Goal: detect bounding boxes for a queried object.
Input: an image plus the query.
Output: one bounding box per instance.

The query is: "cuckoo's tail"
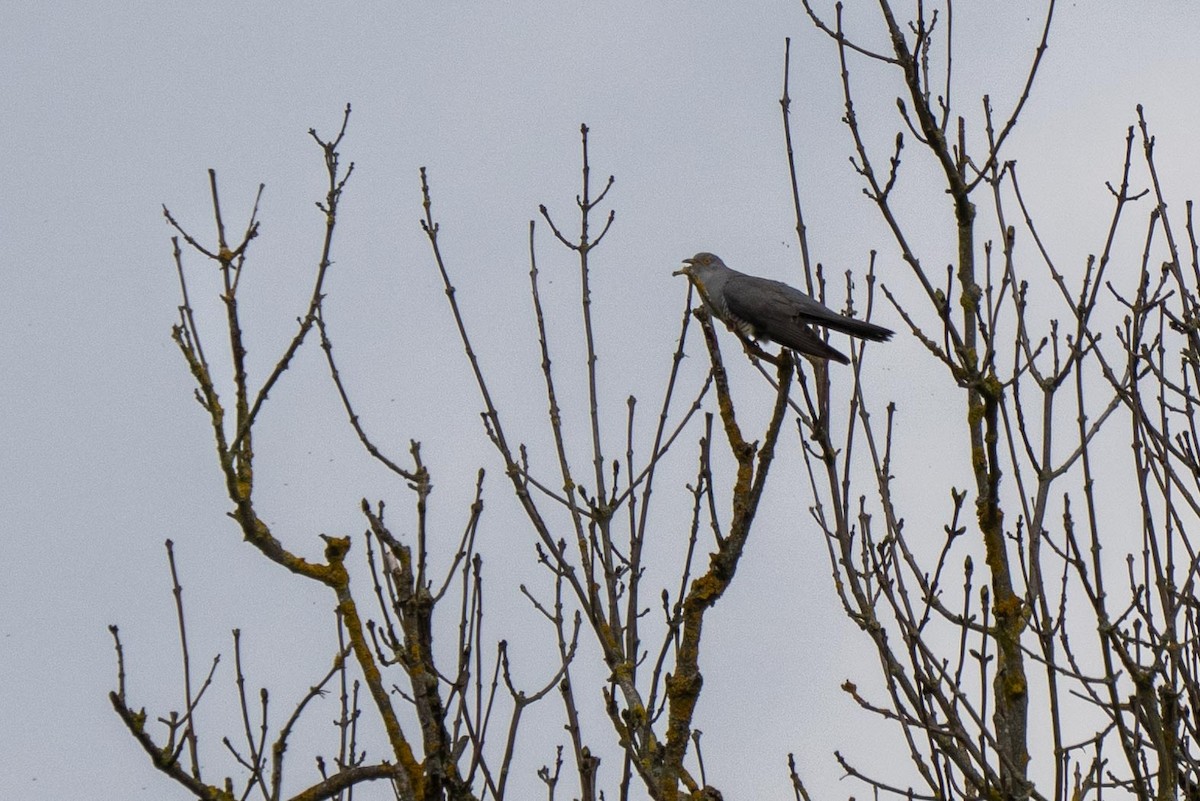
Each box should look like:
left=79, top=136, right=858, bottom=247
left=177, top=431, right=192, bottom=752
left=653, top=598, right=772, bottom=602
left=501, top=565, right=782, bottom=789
left=820, top=315, right=894, bottom=343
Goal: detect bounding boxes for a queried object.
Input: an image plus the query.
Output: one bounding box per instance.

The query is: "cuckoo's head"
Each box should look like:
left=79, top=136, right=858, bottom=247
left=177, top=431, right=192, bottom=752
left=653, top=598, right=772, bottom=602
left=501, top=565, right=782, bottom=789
left=673, top=252, right=731, bottom=314
left=673, top=252, right=729, bottom=292
left=673, top=251, right=723, bottom=278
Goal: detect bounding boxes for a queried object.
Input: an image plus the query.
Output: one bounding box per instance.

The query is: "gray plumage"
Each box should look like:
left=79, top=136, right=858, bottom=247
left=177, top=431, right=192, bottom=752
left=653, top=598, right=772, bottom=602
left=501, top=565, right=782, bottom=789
left=674, top=252, right=893, bottom=364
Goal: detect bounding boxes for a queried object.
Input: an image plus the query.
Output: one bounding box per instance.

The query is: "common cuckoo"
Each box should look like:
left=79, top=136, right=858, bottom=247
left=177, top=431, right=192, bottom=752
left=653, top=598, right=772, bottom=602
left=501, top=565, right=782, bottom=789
left=674, top=252, right=893, bottom=364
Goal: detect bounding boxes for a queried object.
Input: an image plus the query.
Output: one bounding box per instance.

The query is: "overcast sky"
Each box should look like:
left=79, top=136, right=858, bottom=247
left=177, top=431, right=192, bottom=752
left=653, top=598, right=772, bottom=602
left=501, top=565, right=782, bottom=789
left=4, top=3, right=1200, bottom=799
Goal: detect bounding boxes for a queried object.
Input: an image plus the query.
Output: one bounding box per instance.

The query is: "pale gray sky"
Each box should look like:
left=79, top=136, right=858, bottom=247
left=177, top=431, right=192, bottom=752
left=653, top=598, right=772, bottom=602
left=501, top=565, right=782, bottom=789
left=3, top=2, right=1199, bottom=799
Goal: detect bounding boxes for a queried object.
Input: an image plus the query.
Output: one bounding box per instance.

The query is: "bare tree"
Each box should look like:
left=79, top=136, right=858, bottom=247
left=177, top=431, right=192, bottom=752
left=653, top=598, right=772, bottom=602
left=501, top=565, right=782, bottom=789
left=110, top=4, right=1200, bottom=801
left=109, top=105, right=795, bottom=801
left=786, top=3, right=1200, bottom=801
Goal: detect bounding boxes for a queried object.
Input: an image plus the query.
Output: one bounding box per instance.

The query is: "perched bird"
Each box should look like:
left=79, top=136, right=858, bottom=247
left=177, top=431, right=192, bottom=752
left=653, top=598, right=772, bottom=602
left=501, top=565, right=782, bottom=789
left=674, top=252, right=893, bottom=364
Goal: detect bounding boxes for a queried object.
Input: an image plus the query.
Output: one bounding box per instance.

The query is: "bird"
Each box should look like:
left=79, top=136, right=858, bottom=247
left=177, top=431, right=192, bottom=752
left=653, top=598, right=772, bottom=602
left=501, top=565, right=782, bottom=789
left=674, top=252, right=893, bottom=364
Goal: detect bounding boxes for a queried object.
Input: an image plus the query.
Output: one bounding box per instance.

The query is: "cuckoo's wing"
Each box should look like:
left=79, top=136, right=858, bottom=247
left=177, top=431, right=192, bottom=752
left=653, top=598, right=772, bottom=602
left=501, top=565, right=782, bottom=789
left=725, top=274, right=894, bottom=343
left=718, top=276, right=844, bottom=362
left=773, top=320, right=851, bottom=363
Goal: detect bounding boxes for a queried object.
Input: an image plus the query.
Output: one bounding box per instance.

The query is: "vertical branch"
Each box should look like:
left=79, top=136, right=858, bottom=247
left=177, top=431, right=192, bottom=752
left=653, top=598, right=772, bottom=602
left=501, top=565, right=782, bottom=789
left=627, top=283, right=708, bottom=664
left=662, top=314, right=793, bottom=799
left=779, top=37, right=816, bottom=296
left=539, top=124, right=621, bottom=626
left=876, top=3, right=1030, bottom=791
left=576, top=125, right=613, bottom=510
left=528, top=219, right=600, bottom=614
left=165, top=539, right=202, bottom=779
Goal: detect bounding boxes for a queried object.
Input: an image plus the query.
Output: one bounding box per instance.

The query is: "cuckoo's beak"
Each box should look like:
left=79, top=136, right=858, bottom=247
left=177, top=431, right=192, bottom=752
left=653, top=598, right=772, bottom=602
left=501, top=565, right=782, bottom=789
left=673, top=258, right=695, bottom=277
